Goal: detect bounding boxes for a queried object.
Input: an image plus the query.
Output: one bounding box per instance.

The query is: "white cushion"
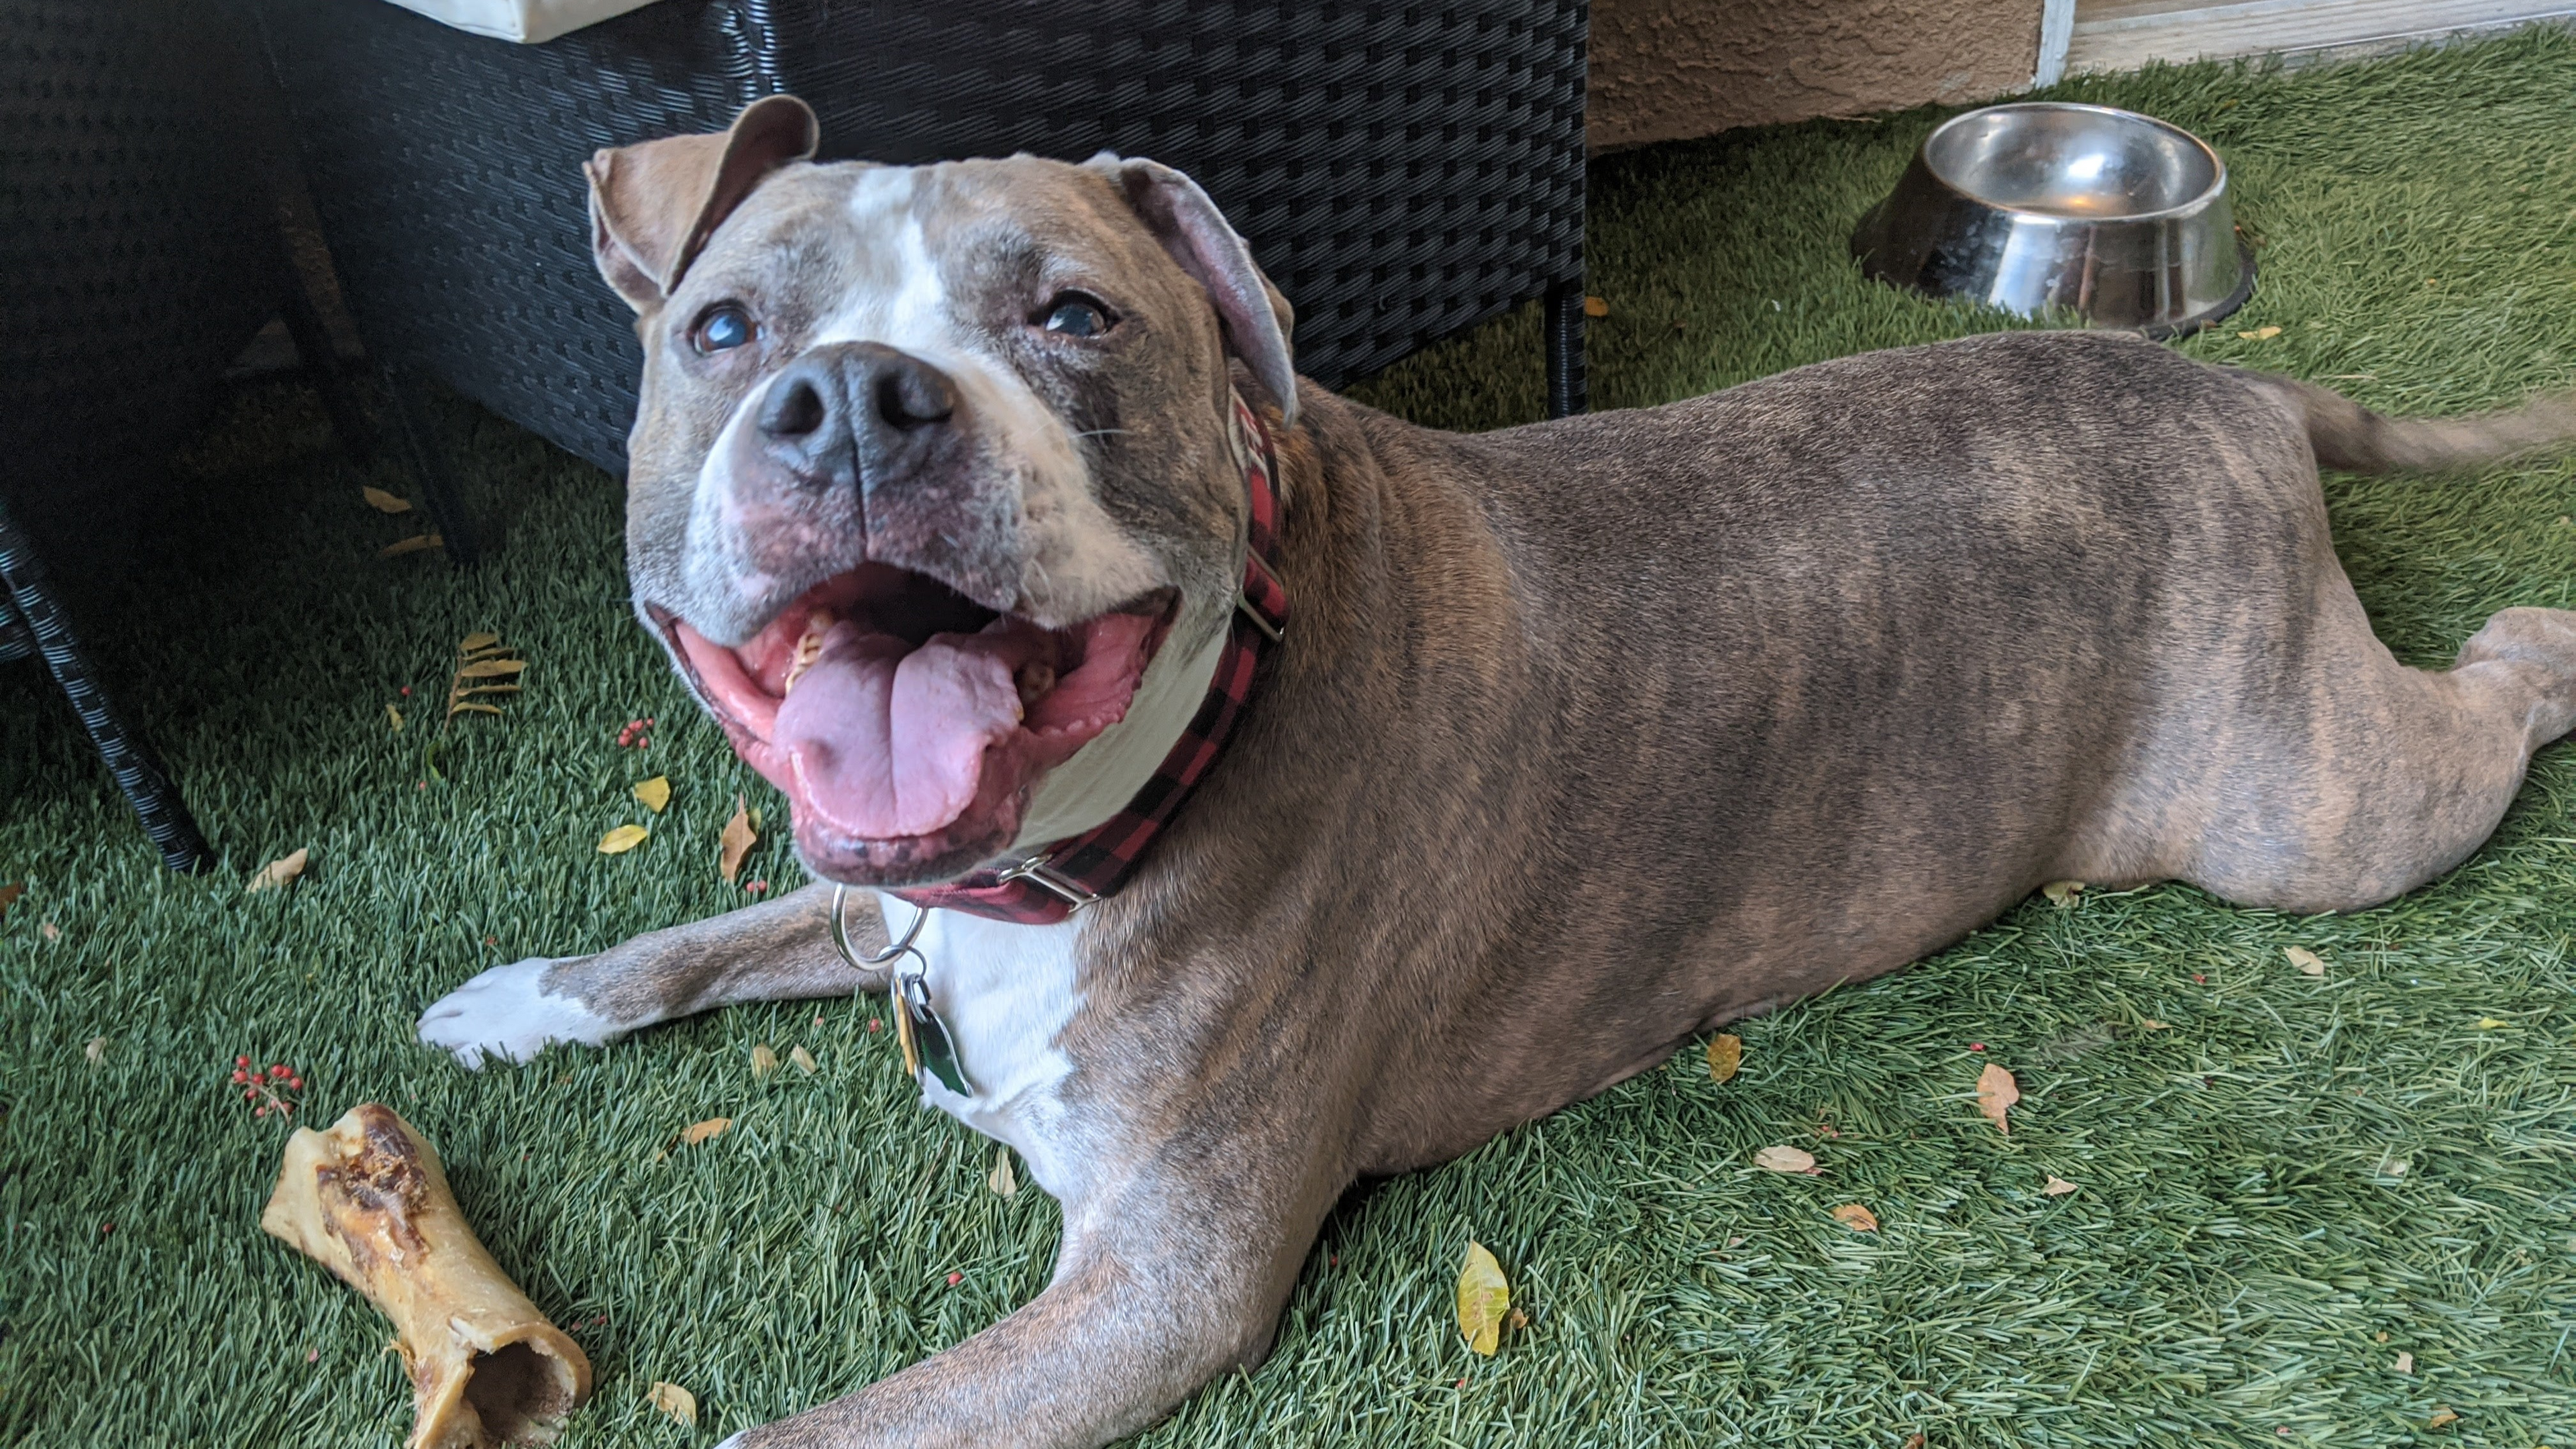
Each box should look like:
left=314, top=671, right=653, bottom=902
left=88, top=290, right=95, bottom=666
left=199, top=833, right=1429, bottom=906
left=376, top=0, right=666, bottom=44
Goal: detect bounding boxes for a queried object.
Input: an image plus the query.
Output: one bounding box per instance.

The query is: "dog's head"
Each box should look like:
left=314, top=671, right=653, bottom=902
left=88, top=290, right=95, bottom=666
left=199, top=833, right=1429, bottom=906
left=589, top=97, right=1296, bottom=887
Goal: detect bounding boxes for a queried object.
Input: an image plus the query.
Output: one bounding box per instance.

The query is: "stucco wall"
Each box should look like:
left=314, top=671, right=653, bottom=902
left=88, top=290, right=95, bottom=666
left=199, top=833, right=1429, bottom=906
left=1589, top=0, right=2045, bottom=150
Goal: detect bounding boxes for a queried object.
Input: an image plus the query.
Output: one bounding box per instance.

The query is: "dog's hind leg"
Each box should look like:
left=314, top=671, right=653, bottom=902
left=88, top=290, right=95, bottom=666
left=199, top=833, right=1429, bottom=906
left=2180, top=605, right=2576, bottom=914
left=417, top=883, right=885, bottom=1067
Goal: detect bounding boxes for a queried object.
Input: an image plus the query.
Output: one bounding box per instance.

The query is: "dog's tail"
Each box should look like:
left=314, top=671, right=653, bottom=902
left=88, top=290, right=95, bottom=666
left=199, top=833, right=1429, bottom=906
left=2249, top=372, right=2576, bottom=474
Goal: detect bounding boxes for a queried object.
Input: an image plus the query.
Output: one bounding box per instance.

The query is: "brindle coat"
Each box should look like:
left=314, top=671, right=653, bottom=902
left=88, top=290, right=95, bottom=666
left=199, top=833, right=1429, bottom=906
left=417, top=99, right=2576, bottom=1447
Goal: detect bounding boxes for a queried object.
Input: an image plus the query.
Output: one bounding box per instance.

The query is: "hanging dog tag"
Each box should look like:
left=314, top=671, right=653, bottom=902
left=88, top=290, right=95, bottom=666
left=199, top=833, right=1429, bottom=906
left=896, top=969, right=973, bottom=1098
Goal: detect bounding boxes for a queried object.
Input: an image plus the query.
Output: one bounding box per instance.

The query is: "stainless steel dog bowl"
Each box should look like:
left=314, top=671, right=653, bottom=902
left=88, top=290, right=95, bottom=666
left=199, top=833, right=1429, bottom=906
left=1851, top=103, right=2255, bottom=337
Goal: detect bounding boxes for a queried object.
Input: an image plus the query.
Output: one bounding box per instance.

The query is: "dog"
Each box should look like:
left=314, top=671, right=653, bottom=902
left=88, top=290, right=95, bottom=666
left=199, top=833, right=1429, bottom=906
left=418, top=95, right=2576, bottom=1448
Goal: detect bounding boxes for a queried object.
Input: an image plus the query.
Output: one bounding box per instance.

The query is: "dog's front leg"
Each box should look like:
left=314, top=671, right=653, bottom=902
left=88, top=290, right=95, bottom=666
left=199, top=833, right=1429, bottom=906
left=418, top=883, right=888, bottom=1067
left=726, top=1158, right=1337, bottom=1449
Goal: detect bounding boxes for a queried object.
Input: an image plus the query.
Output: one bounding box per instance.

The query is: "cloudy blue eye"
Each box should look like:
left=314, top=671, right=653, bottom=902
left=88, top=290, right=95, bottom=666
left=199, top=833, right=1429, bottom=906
left=1041, top=295, right=1112, bottom=338
left=692, top=303, right=756, bottom=354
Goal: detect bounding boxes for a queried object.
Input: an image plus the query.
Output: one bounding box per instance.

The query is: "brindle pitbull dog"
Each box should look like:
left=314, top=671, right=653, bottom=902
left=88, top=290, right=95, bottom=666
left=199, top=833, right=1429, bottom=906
left=419, top=97, right=2576, bottom=1446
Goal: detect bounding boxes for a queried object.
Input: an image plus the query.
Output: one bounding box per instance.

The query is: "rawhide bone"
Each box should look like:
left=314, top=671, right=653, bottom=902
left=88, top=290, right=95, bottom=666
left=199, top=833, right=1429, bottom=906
left=262, top=1104, right=592, bottom=1448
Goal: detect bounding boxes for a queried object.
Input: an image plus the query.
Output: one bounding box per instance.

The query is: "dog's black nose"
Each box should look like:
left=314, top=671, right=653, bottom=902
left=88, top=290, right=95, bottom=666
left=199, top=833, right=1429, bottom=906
left=757, top=341, right=958, bottom=492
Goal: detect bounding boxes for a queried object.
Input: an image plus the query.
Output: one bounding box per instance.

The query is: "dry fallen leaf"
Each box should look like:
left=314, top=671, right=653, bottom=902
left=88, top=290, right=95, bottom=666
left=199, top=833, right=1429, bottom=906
left=1976, top=1063, right=2019, bottom=1134
left=750, top=1043, right=778, bottom=1079
left=84, top=1036, right=105, bottom=1065
left=1455, top=1242, right=1509, bottom=1356
left=1754, top=1144, right=1818, bottom=1175
left=246, top=848, right=311, bottom=894
left=719, top=794, right=757, bottom=883
left=2139, top=1018, right=2169, bottom=1030
left=2426, top=1407, right=2459, bottom=1429
left=2475, top=1017, right=2508, bottom=1028
left=598, top=824, right=650, bottom=855
left=2043, top=1175, right=2078, bottom=1196
left=1582, top=294, right=1609, bottom=318
left=1830, top=1203, right=1879, bottom=1232
left=2237, top=324, right=2284, bottom=340
left=2375, top=1156, right=2410, bottom=1180
left=0, top=883, right=18, bottom=916
left=386, top=703, right=403, bottom=731
left=360, top=486, right=413, bottom=515
left=648, top=1381, right=696, bottom=1427
left=2395, top=1351, right=2414, bottom=1374
left=455, top=658, right=527, bottom=680
left=989, top=1148, right=1018, bottom=1198
left=1707, top=1034, right=1743, bottom=1084
left=789, top=1045, right=818, bottom=1075
left=2285, top=946, right=2326, bottom=977
left=631, top=775, right=672, bottom=814
left=378, top=533, right=443, bottom=557
left=40, top=921, right=58, bottom=943
left=680, top=1118, right=730, bottom=1146
left=2041, top=879, right=2084, bottom=906
left=458, top=631, right=499, bottom=651
left=1902, top=1436, right=1927, bottom=1449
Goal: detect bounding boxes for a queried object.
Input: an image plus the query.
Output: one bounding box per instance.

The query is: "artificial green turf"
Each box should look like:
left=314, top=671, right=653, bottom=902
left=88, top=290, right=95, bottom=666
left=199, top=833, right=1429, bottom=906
left=9, top=27, right=2576, bottom=1448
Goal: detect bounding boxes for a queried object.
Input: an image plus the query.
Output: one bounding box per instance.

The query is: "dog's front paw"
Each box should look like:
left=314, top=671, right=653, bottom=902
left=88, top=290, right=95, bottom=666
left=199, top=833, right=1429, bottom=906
left=417, top=957, right=622, bottom=1069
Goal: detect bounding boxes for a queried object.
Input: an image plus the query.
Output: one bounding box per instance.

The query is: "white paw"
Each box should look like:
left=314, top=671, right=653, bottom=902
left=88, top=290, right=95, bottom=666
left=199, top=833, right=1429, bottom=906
left=417, top=957, right=622, bottom=1069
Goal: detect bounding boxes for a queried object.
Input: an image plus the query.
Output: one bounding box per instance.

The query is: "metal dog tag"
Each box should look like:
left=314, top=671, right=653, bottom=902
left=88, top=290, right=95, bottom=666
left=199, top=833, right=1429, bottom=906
left=896, top=969, right=973, bottom=1098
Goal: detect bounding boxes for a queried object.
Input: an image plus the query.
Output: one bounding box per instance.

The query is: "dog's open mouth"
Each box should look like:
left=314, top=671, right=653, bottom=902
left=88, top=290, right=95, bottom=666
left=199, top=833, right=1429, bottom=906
left=662, top=566, right=1173, bottom=881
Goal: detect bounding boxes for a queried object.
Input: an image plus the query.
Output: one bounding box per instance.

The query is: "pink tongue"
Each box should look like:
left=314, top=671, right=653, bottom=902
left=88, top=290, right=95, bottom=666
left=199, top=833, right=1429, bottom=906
left=771, top=621, right=1035, bottom=839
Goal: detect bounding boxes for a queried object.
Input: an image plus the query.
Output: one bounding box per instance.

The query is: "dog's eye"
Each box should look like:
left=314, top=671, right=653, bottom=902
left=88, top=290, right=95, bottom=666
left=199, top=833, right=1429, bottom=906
left=692, top=303, right=757, bottom=355
left=1040, top=294, right=1112, bottom=339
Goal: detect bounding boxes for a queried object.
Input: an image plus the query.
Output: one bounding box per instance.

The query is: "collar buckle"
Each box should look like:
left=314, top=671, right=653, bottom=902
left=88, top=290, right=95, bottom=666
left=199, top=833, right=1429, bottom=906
left=995, top=853, right=1101, bottom=914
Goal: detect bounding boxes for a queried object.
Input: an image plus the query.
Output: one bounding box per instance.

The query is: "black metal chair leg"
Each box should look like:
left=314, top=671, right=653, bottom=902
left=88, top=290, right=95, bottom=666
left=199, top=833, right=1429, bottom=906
left=274, top=255, right=372, bottom=466
left=378, top=361, right=482, bottom=566
left=1546, top=275, right=1588, bottom=419
left=0, top=494, right=212, bottom=873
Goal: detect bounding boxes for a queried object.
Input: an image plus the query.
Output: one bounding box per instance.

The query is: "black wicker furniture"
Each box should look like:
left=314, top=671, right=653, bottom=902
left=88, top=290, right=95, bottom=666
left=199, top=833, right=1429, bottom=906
left=250, top=0, right=1590, bottom=484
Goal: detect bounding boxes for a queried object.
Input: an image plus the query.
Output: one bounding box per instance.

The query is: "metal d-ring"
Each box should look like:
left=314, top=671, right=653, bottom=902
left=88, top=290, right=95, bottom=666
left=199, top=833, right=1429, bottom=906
left=828, top=886, right=974, bottom=1097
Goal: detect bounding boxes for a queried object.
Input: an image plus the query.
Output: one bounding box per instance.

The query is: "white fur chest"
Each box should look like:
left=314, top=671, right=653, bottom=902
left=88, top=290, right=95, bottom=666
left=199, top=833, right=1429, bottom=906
left=873, top=895, right=1090, bottom=1199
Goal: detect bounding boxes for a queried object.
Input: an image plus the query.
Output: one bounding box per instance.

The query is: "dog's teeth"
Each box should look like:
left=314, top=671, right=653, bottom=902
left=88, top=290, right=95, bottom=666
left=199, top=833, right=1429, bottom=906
left=1014, top=661, right=1057, bottom=710
left=781, top=611, right=830, bottom=696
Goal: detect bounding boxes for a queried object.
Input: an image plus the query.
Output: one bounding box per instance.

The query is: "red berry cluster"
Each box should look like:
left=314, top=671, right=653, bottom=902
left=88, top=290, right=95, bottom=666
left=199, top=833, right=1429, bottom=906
left=229, top=1054, right=305, bottom=1120
left=615, top=716, right=656, bottom=749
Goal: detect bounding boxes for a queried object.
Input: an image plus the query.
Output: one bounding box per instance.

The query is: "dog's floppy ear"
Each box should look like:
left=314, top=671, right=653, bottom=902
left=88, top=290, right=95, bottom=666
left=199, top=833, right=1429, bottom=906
left=586, top=95, right=819, bottom=313
left=1089, top=154, right=1297, bottom=426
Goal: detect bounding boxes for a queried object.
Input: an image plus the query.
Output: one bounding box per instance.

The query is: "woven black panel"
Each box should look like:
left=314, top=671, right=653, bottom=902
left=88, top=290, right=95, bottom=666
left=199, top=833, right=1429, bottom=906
left=0, top=0, right=276, bottom=545
left=254, top=0, right=1584, bottom=476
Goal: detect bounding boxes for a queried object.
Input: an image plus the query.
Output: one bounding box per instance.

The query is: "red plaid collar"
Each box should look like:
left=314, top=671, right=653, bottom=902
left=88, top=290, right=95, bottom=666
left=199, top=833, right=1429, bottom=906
left=888, top=391, right=1287, bottom=925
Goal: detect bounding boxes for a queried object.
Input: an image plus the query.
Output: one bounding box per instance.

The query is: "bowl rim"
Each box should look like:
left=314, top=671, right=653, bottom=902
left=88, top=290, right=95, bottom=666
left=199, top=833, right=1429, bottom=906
left=1919, top=101, right=2231, bottom=225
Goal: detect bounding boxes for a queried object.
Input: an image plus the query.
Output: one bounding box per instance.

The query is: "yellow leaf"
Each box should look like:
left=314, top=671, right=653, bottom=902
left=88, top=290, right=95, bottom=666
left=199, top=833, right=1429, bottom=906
left=246, top=847, right=311, bottom=894
left=647, top=1381, right=696, bottom=1427
left=789, top=1045, right=818, bottom=1075
left=360, top=486, right=413, bottom=514
left=719, top=794, right=758, bottom=883
left=1582, top=295, right=1609, bottom=318
left=1706, top=1034, right=1743, bottom=1084
left=2043, top=1175, right=2078, bottom=1196
left=989, top=1147, right=1018, bottom=1198
left=459, top=631, right=500, bottom=652
left=2426, top=1407, right=2459, bottom=1429
left=447, top=701, right=502, bottom=716
left=1976, top=1063, right=2019, bottom=1134
left=455, top=658, right=527, bottom=678
left=2041, top=879, right=2084, bottom=906
left=598, top=824, right=650, bottom=855
left=2285, top=946, right=2326, bottom=977
left=2236, top=324, right=2283, bottom=339
left=750, top=1043, right=778, bottom=1079
left=680, top=1118, right=730, bottom=1146
left=1754, top=1144, right=1817, bottom=1174
left=1830, top=1203, right=1879, bottom=1232
left=1454, top=1242, right=1509, bottom=1356
left=2140, top=1018, right=2169, bottom=1030
left=386, top=704, right=403, bottom=731
left=2476, top=1017, right=2507, bottom=1028
left=378, top=533, right=443, bottom=557
left=633, top=775, right=672, bottom=814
